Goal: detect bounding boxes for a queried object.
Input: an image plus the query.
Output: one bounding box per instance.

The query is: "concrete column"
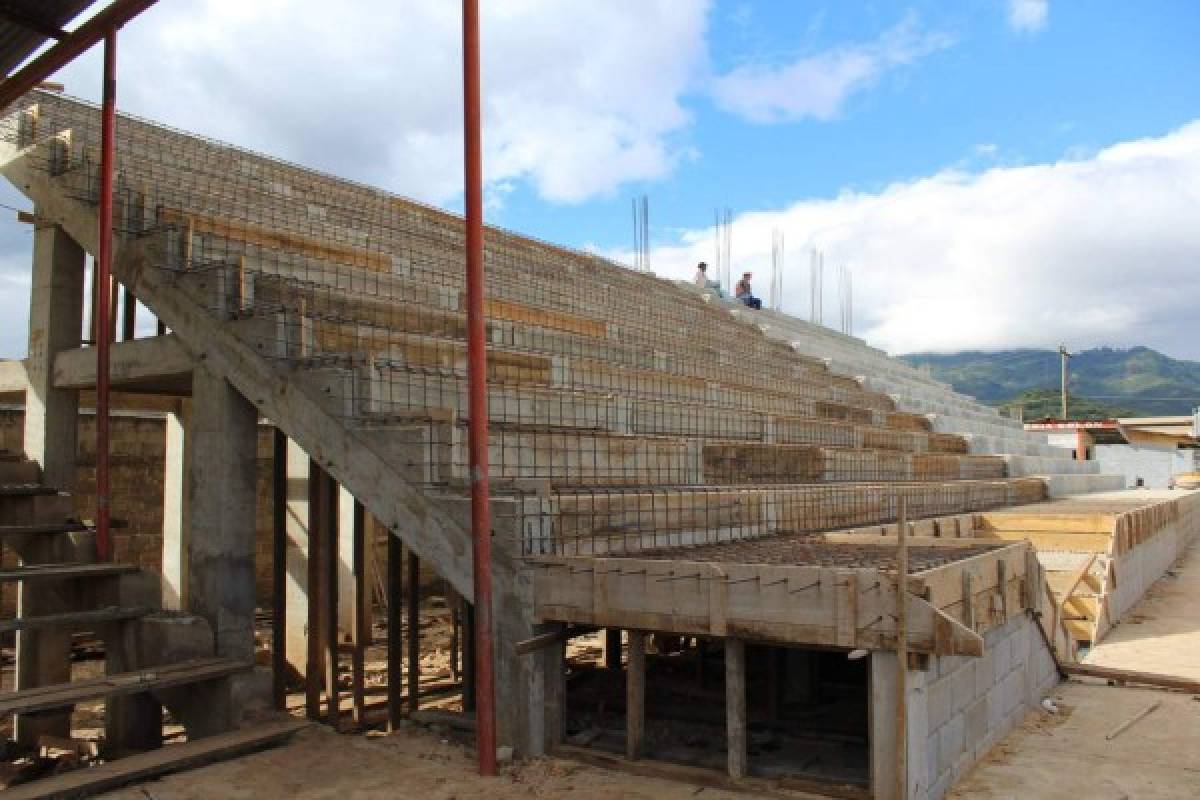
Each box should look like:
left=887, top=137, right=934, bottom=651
left=725, top=638, right=747, bottom=780
left=871, top=652, right=928, bottom=800
left=626, top=629, right=645, bottom=760
left=161, top=398, right=191, bottom=610
left=185, top=365, right=257, bottom=661
left=15, top=222, right=86, bottom=745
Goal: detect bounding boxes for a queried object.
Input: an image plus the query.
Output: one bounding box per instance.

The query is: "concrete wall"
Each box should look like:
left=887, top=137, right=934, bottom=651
left=1092, top=443, right=1199, bottom=489
left=914, top=613, right=1058, bottom=799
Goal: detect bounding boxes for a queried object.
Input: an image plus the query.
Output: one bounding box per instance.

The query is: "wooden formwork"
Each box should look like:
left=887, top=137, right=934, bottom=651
left=531, top=536, right=1037, bottom=657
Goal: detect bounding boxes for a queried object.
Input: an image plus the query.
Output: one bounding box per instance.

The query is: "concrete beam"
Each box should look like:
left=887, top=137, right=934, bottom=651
left=0, top=359, right=28, bottom=393
left=53, top=334, right=193, bottom=395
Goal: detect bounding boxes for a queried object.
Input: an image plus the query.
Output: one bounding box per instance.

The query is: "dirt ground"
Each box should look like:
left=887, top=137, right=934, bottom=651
left=949, top=534, right=1200, bottom=799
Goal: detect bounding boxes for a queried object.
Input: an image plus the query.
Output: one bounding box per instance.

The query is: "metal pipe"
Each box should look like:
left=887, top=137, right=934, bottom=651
left=0, top=0, right=158, bottom=113
left=94, top=29, right=116, bottom=561
left=461, top=0, right=496, bottom=777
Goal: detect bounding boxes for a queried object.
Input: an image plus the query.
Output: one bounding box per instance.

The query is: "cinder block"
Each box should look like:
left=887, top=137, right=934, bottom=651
left=993, top=635, right=1011, bottom=681
left=974, top=652, right=994, bottom=698
left=928, top=676, right=953, bottom=730
left=952, top=661, right=977, bottom=714
left=965, top=696, right=988, bottom=747
left=939, top=714, right=964, bottom=776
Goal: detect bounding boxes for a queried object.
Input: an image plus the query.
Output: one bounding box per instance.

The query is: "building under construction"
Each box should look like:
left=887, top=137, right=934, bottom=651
left=0, top=4, right=1196, bottom=800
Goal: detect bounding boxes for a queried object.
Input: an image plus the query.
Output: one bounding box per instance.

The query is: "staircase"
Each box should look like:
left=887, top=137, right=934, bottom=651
left=0, top=451, right=303, bottom=792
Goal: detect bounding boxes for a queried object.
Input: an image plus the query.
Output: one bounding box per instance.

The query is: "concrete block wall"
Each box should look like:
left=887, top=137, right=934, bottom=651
left=914, top=612, right=1058, bottom=799
left=1, top=407, right=282, bottom=615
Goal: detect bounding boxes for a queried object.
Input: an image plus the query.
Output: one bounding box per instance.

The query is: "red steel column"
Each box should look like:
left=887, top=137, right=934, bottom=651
left=462, top=0, right=496, bottom=777
left=94, top=29, right=117, bottom=561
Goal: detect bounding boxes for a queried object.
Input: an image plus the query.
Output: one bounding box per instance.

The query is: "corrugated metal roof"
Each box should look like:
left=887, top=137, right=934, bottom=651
left=0, top=0, right=99, bottom=76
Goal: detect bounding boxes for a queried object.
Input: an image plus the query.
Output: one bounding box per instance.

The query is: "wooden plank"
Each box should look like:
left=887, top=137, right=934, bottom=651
left=0, top=659, right=248, bottom=715
left=976, top=513, right=1114, bottom=533
left=1062, top=663, right=1200, bottom=693
left=2, top=717, right=307, bottom=800
left=0, top=563, right=135, bottom=582
left=0, top=605, right=147, bottom=634
left=976, top=530, right=1112, bottom=552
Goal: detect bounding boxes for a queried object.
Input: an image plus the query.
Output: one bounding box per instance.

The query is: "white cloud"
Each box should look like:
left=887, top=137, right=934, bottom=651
left=51, top=0, right=709, bottom=207
left=1008, top=0, right=1049, bottom=34
left=710, top=14, right=954, bottom=124
left=632, top=122, right=1200, bottom=360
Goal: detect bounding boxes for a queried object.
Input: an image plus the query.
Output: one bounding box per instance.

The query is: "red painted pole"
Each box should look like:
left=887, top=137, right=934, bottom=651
left=94, top=29, right=117, bottom=561
left=462, top=0, right=496, bottom=777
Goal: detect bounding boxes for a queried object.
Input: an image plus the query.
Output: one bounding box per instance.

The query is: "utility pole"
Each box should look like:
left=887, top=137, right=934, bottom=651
left=1059, top=345, right=1072, bottom=420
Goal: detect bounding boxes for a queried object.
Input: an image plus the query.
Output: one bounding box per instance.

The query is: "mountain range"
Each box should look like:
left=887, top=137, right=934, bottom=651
left=899, top=347, right=1200, bottom=417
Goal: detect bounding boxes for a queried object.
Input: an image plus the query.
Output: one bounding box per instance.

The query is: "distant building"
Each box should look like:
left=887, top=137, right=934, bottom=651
left=1026, top=413, right=1200, bottom=489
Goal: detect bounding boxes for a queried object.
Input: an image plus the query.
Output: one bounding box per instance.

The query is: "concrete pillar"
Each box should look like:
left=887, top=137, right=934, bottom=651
left=725, top=638, right=747, bottom=780
left=626, top=629, right=645, bottom=760
left=185, top=365, right=257, bottom=661
left=161, top=398, right=191, bottom=610
left=871, top=652, right=928, bottom=800
left=15, top=223, right=86, bottom=745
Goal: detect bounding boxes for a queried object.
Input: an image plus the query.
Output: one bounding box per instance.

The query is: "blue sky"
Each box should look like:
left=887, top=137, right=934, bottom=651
left=493, top=1, right=1200, bottom=252
left=1, top=0, right=1198, bottom=360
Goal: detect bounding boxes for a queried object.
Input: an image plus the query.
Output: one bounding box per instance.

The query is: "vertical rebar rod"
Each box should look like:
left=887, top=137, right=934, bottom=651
left=94, top=29, right=116, bottom=561
left=462, top=0, right=497, bottom=776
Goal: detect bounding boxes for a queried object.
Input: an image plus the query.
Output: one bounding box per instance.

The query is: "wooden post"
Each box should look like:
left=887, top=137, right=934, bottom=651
left=604, top=628, right=622, bottom=670
left=304, top=459, right=322, bottom=720
left=725, top=638, right=747, bottom=780
left=407, top=547, right=420, bottom=714
left=351, top=499, right=367, bottom=727
left=271, top=429, right=287, bottom=711
left=626, top=630, right=645, bottom=760
left=895, top=496, right=909, bottom=800
left=120, top=284, right=135, bottom=340
left=323, top=472, right=340, bottom=727
left=463, top=602, right=476, bottom=712
left=386, top=532, right=403, bottom=730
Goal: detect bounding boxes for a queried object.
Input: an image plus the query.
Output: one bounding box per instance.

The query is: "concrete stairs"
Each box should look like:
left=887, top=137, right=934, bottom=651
left=716, top=302, right=1128, bottom=496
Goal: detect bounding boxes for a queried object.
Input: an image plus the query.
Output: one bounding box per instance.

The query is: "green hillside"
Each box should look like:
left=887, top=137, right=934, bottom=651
left=995, top=388, right=1138, bottom=421
left=900, top=347, right=1200, bottom=416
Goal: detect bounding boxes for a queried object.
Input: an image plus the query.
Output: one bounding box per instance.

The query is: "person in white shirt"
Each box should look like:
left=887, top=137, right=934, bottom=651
left=692, top=261, right=723, bottom=296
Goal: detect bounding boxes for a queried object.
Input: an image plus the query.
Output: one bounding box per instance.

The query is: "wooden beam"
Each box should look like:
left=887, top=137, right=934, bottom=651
left=351, top=498, right=367, bottom=727
left=386, top=531, right=403, bottom=730
left=270, top=429, right=287, bottom=712
left=514, top=624, right=597, bottom=655
left=626, top=630, right=645, bottom=761
left=304, top=459, right=321, bottom=721
left=407, top=546, right=420, bottom=715
left=894, top=497, right=908, bottom=800
left=322, top=472, right=340, bottom=728
left=1062, top=663, right=1200, bottom=694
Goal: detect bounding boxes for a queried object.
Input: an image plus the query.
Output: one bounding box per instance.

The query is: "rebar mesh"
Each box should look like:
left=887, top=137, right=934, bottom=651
left=0, top=91, right=1048, bottom=562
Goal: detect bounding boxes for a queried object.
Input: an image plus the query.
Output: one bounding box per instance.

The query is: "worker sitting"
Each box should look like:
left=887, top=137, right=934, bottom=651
left=692, top=261, right=723, bottom=296
left=735, top=271, right=762, bottom=309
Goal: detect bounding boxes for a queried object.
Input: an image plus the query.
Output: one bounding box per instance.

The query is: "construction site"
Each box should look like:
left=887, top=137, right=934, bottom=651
left=0, top=3, right=1196, bottom=799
